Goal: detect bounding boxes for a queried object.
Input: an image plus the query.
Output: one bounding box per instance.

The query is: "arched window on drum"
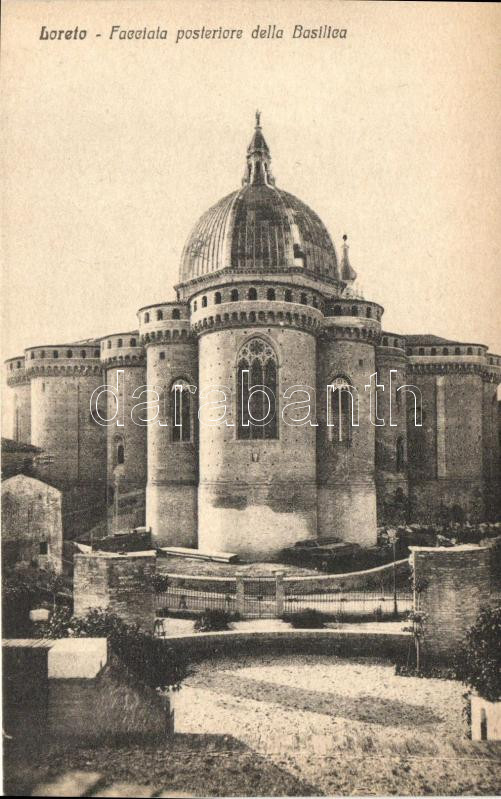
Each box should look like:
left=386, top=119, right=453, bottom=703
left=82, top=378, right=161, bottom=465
left=327, top=377, right=358, bottom=445
left=171, top=379, right=193, bottom=443
left=114, top=434, right=125, bottom=465
left=237, top=338, right=278, bottom=440
left=396, top=436, right=405, bottom=472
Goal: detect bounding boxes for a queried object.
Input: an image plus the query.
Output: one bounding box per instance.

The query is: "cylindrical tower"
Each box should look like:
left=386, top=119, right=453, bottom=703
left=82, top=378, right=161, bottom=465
left=5, top=356, right=31, bottom=444
left=405, top=339, right=497, bottom=522
left=375, top=333, right=409, bottom=524
left=191, top=286, right=322, bottom=558
left=139, top=302, right=198, bottom=548
left=483, top=353, right=501, bottom=519
left=100, top=331, right=147, bottom=532
left=316, top=298, right=382, bottom=546
left=26, top=342, right=106, bottom=537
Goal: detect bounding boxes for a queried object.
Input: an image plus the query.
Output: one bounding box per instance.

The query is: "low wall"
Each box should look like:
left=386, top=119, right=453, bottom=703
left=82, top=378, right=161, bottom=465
left=283, top=558, right=411, bottom=594
left=161, top=628, right=411, bottom=663
left=411, top=545, right=492, bottom=662
left=48, top=661, right=173, bottom=743
left=2, top=638, right=173, bottom=750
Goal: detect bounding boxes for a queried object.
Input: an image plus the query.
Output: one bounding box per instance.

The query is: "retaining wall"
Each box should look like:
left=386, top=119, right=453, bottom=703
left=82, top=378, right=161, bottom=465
left=161, top=628, right=411, bottom=663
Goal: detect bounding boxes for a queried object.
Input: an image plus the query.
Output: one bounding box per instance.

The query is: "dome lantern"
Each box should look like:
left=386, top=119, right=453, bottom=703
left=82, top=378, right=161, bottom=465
left=243, top=111, right=275, bottom=187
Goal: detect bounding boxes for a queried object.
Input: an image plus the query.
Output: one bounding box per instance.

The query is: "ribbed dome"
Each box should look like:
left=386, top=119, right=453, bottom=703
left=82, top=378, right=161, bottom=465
left=179, top=114, right=340, bottom=284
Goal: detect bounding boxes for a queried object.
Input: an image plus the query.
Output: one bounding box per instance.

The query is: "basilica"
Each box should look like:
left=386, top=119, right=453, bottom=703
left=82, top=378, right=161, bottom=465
left=5, top=114, right=501, bottom=558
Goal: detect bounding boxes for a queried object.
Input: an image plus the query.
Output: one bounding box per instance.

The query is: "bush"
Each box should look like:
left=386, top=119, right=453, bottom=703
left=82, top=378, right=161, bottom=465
left=455, top=605, right=501, bottom=702
left=194, top=608, right=233, bottom=632
left=282, top=608, right=327, bottom=628
left=38, top=607, right=189, bottom=690
left=395, top=662, right=458, bottom=680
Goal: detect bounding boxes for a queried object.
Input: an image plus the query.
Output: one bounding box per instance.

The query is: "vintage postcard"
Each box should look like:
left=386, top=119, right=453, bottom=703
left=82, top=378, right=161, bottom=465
left=2, top=1, right=500, bottom=796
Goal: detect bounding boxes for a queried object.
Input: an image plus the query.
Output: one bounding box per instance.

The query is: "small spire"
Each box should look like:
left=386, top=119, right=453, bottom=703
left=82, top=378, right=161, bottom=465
left=341, top=234, right=357, bottom=282
left=243, top=111, right=275, bottom=187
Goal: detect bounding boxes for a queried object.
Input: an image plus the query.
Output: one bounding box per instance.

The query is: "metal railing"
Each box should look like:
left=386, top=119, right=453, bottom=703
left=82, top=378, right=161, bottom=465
left=282, top=590, right=412, bottom=620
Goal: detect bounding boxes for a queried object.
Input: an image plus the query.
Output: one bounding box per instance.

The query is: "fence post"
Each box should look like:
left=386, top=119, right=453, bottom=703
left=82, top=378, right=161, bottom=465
left=274, top=571, right=285, bottom=617
left=235, top=572, right=245, bottom=617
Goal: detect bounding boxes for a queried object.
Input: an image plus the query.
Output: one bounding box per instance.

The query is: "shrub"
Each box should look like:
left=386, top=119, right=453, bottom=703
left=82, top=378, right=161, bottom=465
left=194, top=608, right=233, bottom=632
left=455, top=605, right=501, bottom=702
left=282, top=608, right=327, bottom=628
left=395, top=662, right=458, bottom=680
left=149, top=574, right=170, bottom=593
left=38, top=607, right=189, bottom=690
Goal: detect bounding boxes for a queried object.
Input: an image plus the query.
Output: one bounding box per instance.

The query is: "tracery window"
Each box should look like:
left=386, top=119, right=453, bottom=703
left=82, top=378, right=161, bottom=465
left=237, top=338, right=278, bottom=440
left=171, top=380, right=192, bottom=442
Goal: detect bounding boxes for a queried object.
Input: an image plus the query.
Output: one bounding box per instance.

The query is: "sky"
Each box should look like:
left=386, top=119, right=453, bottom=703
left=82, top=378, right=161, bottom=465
left=2, top=0, right=501, bottom=363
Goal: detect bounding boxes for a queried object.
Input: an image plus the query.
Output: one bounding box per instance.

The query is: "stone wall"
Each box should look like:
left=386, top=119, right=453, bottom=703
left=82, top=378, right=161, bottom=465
left=48, top=662, right=173, bottom=743
left=3, top=639, right=172, bottom=751
left=316, top=338, right=377, bottom=546
left=198, top=326, right=318, bottom=558
left=1, top=474, right=63, bottom=572
left=410, top=545, right=492, bottom=662
left=145, top=337, right=198, bottom=548
left=74, top=552, right=156, bottom=630
left=161, top=628, right=411, bottom=664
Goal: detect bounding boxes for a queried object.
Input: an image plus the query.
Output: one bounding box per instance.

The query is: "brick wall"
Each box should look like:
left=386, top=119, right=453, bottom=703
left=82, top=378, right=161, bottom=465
left=410, top=545, right=491, bottom=662
left=74, top=552, right=156, bottom=630
left=198, top=327, right=318, bottom=558
left=1, top=474, right=63, bottom=572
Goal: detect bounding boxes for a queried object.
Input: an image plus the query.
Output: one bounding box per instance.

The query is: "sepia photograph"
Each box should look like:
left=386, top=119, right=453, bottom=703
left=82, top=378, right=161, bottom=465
left=1, top=1, right=500, bottom=796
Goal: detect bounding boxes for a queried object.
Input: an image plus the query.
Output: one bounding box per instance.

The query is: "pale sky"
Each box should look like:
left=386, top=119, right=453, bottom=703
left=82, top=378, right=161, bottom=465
left=2, top=0, right=501, bottom=362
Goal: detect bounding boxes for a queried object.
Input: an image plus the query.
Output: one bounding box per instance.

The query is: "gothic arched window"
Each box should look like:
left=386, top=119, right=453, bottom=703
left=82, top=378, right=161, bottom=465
left=171, top=380, right=192, bottom=443
left=248, top=287, right=257, bottom=300
left=328, top=377, right=356, bottom=445
left=214, top=292, right=222, bottom=305
left=267, top=288, right=276, bottom=301
left=237, top=338, right=278, bottom=440
left=230, top=289, right=239, bottom=302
